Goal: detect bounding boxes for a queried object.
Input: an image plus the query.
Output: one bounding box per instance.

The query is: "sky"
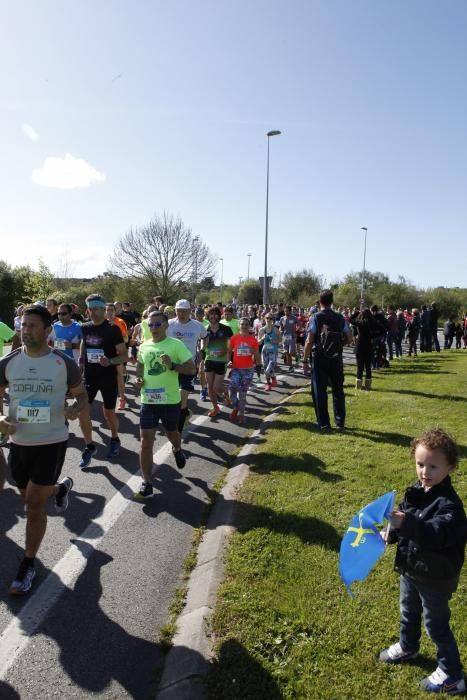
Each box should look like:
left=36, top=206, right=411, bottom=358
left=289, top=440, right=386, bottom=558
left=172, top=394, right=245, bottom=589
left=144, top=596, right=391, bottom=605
left=1, top=0, right=466, bottom=290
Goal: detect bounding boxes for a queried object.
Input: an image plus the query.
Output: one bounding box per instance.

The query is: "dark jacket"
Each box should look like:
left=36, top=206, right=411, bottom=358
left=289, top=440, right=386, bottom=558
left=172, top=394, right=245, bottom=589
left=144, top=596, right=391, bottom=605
left=350, top=312, right=381, bottom=353
left=389, top=476, right=466, bottom=591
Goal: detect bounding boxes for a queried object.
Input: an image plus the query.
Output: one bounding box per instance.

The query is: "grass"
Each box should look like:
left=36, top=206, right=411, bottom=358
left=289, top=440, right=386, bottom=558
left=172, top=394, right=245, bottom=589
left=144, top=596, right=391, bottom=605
left=206, top=351, right=467, bottom=699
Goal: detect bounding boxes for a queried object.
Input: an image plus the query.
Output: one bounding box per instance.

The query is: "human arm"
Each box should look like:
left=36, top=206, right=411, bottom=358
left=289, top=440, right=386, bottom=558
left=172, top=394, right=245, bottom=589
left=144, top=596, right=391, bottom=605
left=100, top=341, right=127, bottom=367
left=64, top=383, right=88, bottom=420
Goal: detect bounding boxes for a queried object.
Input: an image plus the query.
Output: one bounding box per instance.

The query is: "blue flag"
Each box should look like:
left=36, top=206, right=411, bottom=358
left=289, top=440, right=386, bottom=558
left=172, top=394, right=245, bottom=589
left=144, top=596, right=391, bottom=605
left=339, top=491, right=395, bottom=594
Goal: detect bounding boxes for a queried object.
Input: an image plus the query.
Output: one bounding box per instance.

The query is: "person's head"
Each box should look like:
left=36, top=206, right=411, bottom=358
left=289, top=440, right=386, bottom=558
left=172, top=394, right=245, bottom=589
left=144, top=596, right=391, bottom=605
left=85, top=294, right=107, bottom=324
left=46, top=298, right=58, bottom=315
left=421, top=304, right=427, bottom=311
left=195, top=306, right=204, bottom=321
left=412, top=308, right=419, bottom=316
left=58, top=303, right=73, bottom=325
left=153, top=296, right=163, bottom=307
left=21, top=304, right=53, bottom=349
left=223, top=305, right=233, bottom=321
left=411, top=428, right=458, bottom=491
left=148, top=311, right=168, bottom=340
left=175, top=299, right=191, bottom=323
left=113, top=301, right=122, bottom=314
left=105, top=303, right=116, bottom=321
left=431, top=302, right=437, bottom=309
left=358, top=308, right=372, bottom=322
left=319, top=290, right=333, bottom=308
left=370, top=304, right=379, bottom=314
left=264, top=313, right=274, bottom=326
left=239, top=317, right=250, bottom=335
left=122, top=302, right=131, bottom=311
left=285, top=305, right=292, bottom=317
left=388, top=305, right=396, bottom=313
left=164, top=305, right=175, bottom=319
left=207, top=306, right=221, bottom=324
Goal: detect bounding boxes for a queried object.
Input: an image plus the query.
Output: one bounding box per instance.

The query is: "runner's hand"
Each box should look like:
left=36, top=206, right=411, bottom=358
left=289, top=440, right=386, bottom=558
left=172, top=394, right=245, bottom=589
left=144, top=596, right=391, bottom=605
left=99, top=356, right=111, bottom=367
left=160, top=354, right=172, bottom=368
left=0, top=416, right=17, bottom=436
left=63, top=403, right=80, bottom=421
left=135, top=376, right=144, bottom=387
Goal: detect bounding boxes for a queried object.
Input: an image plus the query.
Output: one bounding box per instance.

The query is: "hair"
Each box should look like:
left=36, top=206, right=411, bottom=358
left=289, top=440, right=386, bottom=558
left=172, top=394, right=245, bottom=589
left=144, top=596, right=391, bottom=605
left=148, top=310, right=168, bottom=323
left=410, top=428, right=458, bottom=468
left=207, top=306, right=221, bottom=321
left=106, top=303, right=116, bottom=310
left=239, top=317, right=250, bottom=325
left=85, top=293, right=106, bottom=305
left=46, top=298, right=58, bottom=306
left=58, top=303, right=73, bottom=314
left=370, top=304, right=379, bottom=313
left=23, top=304, right=53, bottom=327
left=357, top=308, right=372, bottom=323
left=319, top=289, right=333, bottom=307
left=224, top=305, right=233, bottom=313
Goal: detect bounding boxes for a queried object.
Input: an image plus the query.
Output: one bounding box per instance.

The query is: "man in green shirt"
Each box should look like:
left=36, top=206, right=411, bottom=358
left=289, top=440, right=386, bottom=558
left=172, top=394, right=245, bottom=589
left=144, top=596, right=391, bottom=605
left=134, top=310, right=195, bottom=501
left=221, top=306, right=240, bottom=335
left=0, top=321, right=15, bottom=356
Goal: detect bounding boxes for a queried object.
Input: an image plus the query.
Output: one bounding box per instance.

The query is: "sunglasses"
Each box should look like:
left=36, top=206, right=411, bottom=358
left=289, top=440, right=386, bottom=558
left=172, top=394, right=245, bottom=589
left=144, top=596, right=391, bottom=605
left=148, top=321, right=164, bottom=328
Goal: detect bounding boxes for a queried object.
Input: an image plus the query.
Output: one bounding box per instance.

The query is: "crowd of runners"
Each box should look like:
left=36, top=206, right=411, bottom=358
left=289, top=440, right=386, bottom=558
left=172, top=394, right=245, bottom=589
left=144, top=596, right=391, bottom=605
left=0, top=293, right=465, bottom=598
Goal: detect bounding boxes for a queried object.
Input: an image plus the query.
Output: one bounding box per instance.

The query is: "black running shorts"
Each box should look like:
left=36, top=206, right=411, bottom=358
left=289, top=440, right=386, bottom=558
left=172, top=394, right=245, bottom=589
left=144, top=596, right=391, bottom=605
left=178, top=373, right=196, bottom=392
left=204, top=360, right=226, bottom=375
left=85, top=377, right=118, bottom=409
left=140, top=403, right=180, bottom=431
left=9, top=440, right=68, bottom=490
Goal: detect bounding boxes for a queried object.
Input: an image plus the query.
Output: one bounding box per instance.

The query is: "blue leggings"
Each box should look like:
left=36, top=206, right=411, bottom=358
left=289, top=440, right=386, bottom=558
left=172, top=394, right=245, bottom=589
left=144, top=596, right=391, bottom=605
left=262, top=348, right=277, bottom=382
left=229, top=368, right=254, bottom=415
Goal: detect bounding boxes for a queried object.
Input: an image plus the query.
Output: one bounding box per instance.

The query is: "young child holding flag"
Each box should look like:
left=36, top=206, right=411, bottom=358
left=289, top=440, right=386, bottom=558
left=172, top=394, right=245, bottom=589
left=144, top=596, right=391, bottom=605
left=380, top=428, right=466, bottom=695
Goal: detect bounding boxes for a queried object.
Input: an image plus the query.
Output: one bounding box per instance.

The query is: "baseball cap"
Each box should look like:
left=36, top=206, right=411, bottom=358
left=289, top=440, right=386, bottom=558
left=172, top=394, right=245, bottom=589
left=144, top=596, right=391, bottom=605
left=175, top=299, right=191, bottom=310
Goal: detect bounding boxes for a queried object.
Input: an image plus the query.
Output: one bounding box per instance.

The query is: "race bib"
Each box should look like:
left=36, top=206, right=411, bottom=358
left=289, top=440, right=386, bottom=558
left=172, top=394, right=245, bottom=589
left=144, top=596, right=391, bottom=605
left=144, top=388, right=167, bottom=404
left=211, top=348, right=223, bottom=357
left=87, top=348, right=104, bottom=363
left=237, top=346, right=251, bottom=357
left=264, top=343, right=275, bottom=352
left=283, top=334, right=292, bottom=342
left=17, top=399, right=51, bottom=424
left=54, top=339, right=66, bottom=350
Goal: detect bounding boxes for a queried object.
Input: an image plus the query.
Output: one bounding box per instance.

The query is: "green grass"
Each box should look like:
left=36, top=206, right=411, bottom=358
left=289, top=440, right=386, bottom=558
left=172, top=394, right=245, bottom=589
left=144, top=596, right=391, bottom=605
left=206, top=352, right=467, bottom=699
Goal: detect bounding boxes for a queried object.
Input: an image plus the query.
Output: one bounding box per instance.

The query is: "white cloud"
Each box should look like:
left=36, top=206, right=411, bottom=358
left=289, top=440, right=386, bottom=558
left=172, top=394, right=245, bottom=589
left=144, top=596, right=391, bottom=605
left=32, top=153, right=106, bottom=189
left=23, top=123, right=39, bottom=142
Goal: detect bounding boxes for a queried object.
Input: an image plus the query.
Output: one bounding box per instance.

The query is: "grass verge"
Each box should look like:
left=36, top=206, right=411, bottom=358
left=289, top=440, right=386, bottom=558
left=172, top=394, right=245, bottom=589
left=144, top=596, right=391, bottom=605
left=206, top=352, right=467, bottom=699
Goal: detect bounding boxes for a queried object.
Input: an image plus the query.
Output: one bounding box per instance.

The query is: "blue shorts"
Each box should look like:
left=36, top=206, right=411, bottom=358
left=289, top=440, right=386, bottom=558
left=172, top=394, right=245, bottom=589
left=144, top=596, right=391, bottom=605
left=140, top=403, right=181, bottom=431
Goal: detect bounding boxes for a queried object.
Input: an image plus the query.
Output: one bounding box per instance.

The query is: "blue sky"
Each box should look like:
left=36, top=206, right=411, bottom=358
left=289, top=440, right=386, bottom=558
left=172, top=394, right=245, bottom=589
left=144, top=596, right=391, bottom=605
left=1, top=0, right=466, bottom=289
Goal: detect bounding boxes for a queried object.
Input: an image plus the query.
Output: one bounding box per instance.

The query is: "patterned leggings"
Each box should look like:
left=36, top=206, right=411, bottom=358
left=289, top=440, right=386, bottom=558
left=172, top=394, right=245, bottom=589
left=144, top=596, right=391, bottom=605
left=262, top=348, right=277, bottom=382
left=229, top=368, right=254, bottom=415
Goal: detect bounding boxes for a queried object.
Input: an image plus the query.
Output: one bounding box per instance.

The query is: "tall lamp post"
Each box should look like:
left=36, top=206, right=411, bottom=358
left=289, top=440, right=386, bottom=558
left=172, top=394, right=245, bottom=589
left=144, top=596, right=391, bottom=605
left=263, top=130, right=281, bottom=305
left=219, top=257, right=224, bottom=303
left=192, top=236, right=199, bottom=303
left=360, top=227, right=368, bottom=309
left=247, top=253, right=251, bottom=281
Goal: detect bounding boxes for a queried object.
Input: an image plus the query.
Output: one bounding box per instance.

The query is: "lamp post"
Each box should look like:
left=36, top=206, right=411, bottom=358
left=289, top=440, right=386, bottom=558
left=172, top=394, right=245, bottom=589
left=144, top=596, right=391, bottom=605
left=263, top=130, right=281, bottom=305
left=247, top=253, right=251, bottom=281
left=360, top=227, right=368, bottom=309
left=219, top=257, right=224, bottom=303
left=192, top=236, right=199, bottom=303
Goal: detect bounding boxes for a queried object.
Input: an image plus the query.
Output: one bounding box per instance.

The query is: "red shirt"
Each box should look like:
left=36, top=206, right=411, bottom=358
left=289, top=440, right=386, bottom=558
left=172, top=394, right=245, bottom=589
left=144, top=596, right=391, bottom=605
left=230, top=334, right=259, bottom=369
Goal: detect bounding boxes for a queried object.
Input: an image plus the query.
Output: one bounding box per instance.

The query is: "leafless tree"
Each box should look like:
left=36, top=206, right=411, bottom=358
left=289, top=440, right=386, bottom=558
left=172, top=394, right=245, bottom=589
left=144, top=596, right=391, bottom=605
left=110, top=212, right=216, bottom=300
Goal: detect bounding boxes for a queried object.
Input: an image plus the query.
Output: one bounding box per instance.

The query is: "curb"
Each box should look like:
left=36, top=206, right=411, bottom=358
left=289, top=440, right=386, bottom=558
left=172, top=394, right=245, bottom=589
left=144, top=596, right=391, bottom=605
left=156, top=384, right=307, bottom=699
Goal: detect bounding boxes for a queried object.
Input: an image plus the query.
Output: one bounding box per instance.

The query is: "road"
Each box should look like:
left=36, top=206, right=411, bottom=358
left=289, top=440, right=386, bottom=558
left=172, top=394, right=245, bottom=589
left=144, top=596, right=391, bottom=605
left=0, top=363, right=308, bottom=699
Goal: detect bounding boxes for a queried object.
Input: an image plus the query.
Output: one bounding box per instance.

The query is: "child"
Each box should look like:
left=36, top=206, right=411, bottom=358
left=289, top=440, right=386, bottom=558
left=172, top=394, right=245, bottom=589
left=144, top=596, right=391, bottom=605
left=380, top=428, right=466, bottom=694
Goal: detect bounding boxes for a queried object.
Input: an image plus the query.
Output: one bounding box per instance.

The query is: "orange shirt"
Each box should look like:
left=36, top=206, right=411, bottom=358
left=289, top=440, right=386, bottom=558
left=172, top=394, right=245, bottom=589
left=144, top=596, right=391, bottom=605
left=230, top=333, right=259, bottom=369
left=112, top=316, right=128, bottom=342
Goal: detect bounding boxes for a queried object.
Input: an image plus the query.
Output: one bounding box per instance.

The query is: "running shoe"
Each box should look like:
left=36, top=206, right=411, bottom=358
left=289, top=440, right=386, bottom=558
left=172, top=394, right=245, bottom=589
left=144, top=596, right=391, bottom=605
left=223, top=395, right=232, bottom=407
left=200, top=387, right=208, bottom=401
left=9, top=561, right=36, bottom=596
left=79, top=444, right=97, bottom=469
left=54, top=477, right=73, bottom=514
left=264, top=383, right=272, bottom=392
left=107, top=437, right=121, bottom=459
left=420, top=667, right=465, bottom=694
left=379, top=642, right=418, bottom=664
left=133, top=482, right=154, bottom=501
left=229, top=409, right=238, bottom=421
left=237, top=415, right=246, bottom=425
left=183, top=409, right=192, bottom=431
left=118, top=398, right=126, bottom=410
left=271, top=377, right=278, bottom=387
left=208, top=406, right=220, bottom=418
left=172, top=447, right=187, bottom=469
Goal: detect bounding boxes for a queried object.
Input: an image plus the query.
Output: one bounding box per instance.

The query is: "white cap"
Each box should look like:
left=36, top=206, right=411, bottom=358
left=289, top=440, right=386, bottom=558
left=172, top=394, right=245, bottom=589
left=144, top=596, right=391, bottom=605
left=175, top=299, right=191, bottom=310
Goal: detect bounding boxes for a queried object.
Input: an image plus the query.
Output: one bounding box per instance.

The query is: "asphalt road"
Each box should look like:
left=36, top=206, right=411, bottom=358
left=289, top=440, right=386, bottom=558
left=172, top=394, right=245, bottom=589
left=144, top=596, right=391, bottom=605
left=0, top=363, right=308, bottom=700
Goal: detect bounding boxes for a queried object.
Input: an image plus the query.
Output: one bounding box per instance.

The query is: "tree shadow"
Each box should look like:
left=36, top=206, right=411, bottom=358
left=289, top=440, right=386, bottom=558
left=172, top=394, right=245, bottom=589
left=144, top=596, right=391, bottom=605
left=374, top=387, right=467, bottom=404
left=206, top=638, right=283, bottom=700
left=248, top=451, right=343, bottom=483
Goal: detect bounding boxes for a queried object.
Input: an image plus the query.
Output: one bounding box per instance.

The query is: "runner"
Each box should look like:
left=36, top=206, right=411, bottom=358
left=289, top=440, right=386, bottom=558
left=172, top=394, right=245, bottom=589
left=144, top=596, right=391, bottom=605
left=0, top=304, right=87, bottom=594
left=228, top=318, right=261, bottom=424
left=258, top=314, right=282, bottom=391
left=50, top=303, right=82, bottom=362
left=280, top=305, right=297, bottom=371
left=133, top=310, right=195, bottom=500
left=202, top=306, right=233, bottom=418
left=46, top=298, right=59, bottom=323
left=105, top=303, right=129, bottom=410
left=167, top=299, right=207, bottom=433
left=221, top=306, right=240, bottom=335
left=78, top=294, right=127, bottom=468
left=194, top=306, right=209, bottom=400
left=0, top=319, right=15, bottom=357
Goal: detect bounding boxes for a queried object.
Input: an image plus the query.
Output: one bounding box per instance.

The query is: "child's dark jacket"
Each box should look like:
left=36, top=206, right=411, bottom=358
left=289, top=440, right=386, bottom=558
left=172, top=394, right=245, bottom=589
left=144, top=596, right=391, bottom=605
left=389, top=476, right=466, bottom=592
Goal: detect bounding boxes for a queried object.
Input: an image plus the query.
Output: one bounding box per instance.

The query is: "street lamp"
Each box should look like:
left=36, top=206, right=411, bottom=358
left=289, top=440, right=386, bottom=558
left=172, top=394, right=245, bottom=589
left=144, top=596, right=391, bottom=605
left=263, top=129, right=281, bottom=305
left=360, top=227, right=368, bottom=309
left=192, top=236, right=199, bottom=303
left=219, top=257, right=224, bottom=303
left=247, top=253, right=251, bottom=281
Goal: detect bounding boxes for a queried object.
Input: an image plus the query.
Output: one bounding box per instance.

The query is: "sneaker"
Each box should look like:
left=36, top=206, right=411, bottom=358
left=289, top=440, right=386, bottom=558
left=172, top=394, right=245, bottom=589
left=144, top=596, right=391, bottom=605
left=229, top=409, right=238, bottom=422
left=132, top=482, right=154, bottom=501
left=79, top=444, right=97, bottom=469
left=183, top=409, right=192, bottom=431
left=118, top=398, right=126, bottom=410
left=223, top=395, right=232, bottom=407
left=208, top=406, right=220, bottom=418
left=264, top=383, right=272, bottom=392
left=237, top=415, right=246, bottom=425
left=107, top=437, right=121, bottom=459
left=379, top=642, right=418, bottom=664
left=172, top=447, right=187, bottom=469
left=271, top=377, right=278, bottom=387
left=9, top=561, right=36, bottom=596
left=200, top=387, right=208, bottom=401
left=288, top=366, right=294, bottom=373
left=55, top=477, right=73, bottom=514
left=420, top=667, right=465, bottom=695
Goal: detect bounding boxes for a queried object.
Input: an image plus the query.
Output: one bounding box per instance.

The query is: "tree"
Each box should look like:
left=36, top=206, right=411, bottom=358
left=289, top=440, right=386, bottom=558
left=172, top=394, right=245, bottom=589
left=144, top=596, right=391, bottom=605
left=281, top=269, right=323, bottom=305
left=110, top=211, right=216, bottom=302
left=25, top=259, right=55, bottom=303
left=238, top=280, right=263, bottom=305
